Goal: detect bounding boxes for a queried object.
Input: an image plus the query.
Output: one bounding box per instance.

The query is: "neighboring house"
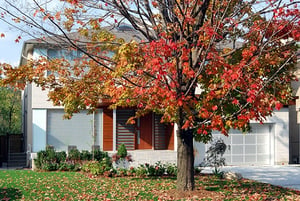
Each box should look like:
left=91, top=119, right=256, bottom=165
left=20, top=26, right=298, bottom=168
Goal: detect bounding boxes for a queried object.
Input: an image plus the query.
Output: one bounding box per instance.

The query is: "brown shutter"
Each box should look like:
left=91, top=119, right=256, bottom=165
left=154, top=114, right=167, bottom=150
left=116, top=110, right=135, bottom=150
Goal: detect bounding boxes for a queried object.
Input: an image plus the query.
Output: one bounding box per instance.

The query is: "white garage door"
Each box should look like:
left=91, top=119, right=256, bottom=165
left=203, top=123, right=273, bottom=165
left=47, top=109, right=102, bottom=151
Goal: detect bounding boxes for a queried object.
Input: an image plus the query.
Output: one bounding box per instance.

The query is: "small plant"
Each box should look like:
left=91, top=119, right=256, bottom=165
left=135, top=164, right=148, bottom=177
left=80, top=150, right=92, bottom=161
left=166, top=163, right=177, bottom=176
left=135, top=162, right=167, bottom=177
left=117, top=144, right=127, bottom=158
left=116, top=168, right=127, bottom=177
left=145, top=161, right=166, bottom=176
left=82, top=161, right=102, bottom=175
left=92, top=149, right=109, bottom=161
left=34, top=145, right=59, bottom=171
left=82, top=157, right=113, bottom=176
left=201, top=138, right=228, bottom=177
left=68, top=148, right=81, bottom=161
left=56, top=151, right=67, bottom=164
left=127, top=166, right=136, bottom=176
left=112, top=144, right=132, bottom=169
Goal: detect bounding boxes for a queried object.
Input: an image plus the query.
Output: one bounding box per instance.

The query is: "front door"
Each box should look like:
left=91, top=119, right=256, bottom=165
left=136, top=113, right=153, bottom=149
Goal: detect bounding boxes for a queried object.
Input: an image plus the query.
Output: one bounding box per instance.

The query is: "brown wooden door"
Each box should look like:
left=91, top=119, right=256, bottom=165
left=136, top=113, right=153, bottom=149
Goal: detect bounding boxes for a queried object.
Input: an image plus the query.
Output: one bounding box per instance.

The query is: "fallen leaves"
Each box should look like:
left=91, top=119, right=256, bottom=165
left=1, top=170, right=300, bottom=200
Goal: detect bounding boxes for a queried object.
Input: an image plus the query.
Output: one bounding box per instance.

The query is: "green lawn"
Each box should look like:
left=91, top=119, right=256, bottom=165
left=0, top=170, right=299, bottom=200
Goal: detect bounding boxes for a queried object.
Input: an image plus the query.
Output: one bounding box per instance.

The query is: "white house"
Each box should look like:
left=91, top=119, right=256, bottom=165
left=20, top=25, right=298, bottom=167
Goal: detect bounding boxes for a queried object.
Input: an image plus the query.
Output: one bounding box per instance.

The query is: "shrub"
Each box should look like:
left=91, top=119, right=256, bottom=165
left=56, top=151, right=67, bottom=164
left=135, top=164, right=148, bottom=177
left=117, top=144, right=127, bottom=158
left=166, top=163, right=177, bottom=176
left=92, top=149, right=109, bottom=161
left=127, top=166, right=136, bottom=177
left=80, top=150, right=92, bottom=161
left=82, top=161, right=102, bottom=175
left=135, top=162, right=166, bottom=177
left=112, top=144, right=132, bottom=169
left=116, top=168, right=127, bottom=177
left=82, top=158, right=112, bottom=176
left=68, top=148, right=81, bottom=161
left=34, top=146, right=59, bottom=171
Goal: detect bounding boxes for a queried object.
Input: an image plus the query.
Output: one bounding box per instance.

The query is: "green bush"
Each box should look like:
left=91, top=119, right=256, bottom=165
left=135, top=162, right=166, bottom=177
left=82, top=161, right=102, bottom=175
left=135, top=165, right=147, bottom=177
left=166, top=163, right=177, bottom=176
left=117, top=144, right=127, bottom=159
left=92, top=149, right=109, bottom=161
left=80, top=150, right=92, bottom=161
left=56, top=151, right=67, bottom=163
left=145, top=161, right=166, bottom=176
left=82, top=158, right=112, bottom=176
left=68, top=149, right=81, bottom=161
left=34, top=146, right=59, bottom=171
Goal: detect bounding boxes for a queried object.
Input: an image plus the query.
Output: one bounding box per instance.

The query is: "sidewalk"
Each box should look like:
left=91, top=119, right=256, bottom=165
left=203, top=165, right=300, bottom=190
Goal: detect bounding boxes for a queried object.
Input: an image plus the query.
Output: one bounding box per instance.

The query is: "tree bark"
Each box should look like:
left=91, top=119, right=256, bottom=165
left=176, top=128, right=195, bottom=191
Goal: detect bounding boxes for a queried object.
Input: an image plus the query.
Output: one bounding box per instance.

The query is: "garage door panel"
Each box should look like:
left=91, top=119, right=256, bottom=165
left=232, top=135, right=243, bottom=144
left=245, top=135, right=256, bottom=144
left=257, top=145, right=268, bottom=154
left=232, top=155, right=243, bottom=163
left=232, top=145, right=243, bottom=153
left=205, top=123, right=272, bottom=165
left=245, top=155, right=256, bottom=162
left=245, top=145, right=256, bottom=154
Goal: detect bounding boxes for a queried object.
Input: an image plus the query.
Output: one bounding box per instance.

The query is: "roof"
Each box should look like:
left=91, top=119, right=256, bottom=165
left=19, top=25, right=145, bottom=65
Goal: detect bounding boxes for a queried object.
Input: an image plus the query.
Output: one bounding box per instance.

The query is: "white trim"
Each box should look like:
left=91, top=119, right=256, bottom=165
left=113, top=109, right=116, bottom=151
left=99, top=109, right=103, bottom=151
left=270, top=124, right=275, bottom=165
left=174, top=123, right=178, bottom=151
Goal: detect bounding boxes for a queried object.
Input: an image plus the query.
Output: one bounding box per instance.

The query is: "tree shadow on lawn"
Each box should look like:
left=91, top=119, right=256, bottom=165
left=0, top=188, right=23, bottom=200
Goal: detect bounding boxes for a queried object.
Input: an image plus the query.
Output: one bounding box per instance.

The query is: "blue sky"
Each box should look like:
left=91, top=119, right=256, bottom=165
left=0, top=20, right=24, bottom=66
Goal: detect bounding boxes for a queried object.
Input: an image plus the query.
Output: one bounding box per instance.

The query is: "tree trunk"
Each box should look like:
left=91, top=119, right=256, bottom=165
left=176, top=128, right=195, bottom=191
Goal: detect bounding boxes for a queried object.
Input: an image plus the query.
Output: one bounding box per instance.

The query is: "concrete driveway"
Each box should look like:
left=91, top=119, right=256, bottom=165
left=203, top=165, right=300, bottom=190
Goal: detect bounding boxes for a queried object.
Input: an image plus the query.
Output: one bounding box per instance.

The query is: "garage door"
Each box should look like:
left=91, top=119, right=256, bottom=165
left=47, top=109, right=102, bottom=151
left=204, top=123, right=273, bottom=165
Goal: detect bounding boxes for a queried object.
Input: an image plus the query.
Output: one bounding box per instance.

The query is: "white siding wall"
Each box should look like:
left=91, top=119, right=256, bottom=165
left=32, top=109, right=47, bottom=152
left=264, top=108, right=289, bottom=164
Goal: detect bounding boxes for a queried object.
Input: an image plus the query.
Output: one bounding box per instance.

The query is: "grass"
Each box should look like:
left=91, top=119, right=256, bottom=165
left=0, top=170, right=300, bottom=200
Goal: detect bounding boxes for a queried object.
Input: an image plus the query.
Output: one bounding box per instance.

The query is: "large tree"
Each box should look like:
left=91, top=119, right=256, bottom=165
left=0, top=0, right=299, bottom=190
left=0, top=86, right=22, bottom=135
